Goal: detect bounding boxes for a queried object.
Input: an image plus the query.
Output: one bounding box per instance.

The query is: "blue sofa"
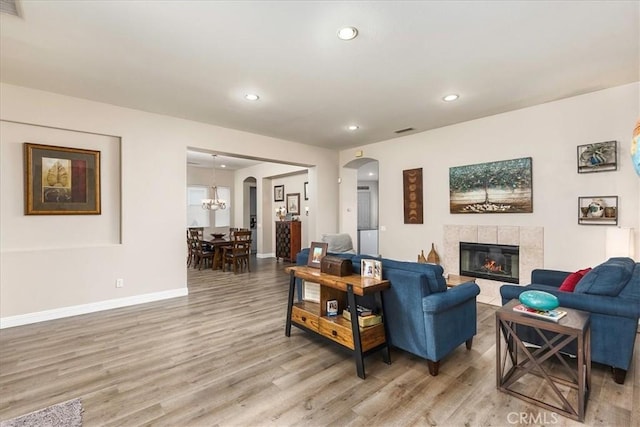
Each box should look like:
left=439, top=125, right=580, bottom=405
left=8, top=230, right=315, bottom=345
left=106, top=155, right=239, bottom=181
left=296, top=249, right=481, bottom=375
left=500, top=257, right=640, bottom=384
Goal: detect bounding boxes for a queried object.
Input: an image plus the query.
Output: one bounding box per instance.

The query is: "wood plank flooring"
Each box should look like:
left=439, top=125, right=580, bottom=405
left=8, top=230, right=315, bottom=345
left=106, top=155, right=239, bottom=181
left=1, top=257, right=638, bottom=426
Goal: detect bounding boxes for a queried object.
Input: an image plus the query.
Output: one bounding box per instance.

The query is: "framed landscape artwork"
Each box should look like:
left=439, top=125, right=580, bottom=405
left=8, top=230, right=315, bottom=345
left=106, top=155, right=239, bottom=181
left=449, top=157, right=532, bottom=214
left=24, top=143, right=101, bottom=215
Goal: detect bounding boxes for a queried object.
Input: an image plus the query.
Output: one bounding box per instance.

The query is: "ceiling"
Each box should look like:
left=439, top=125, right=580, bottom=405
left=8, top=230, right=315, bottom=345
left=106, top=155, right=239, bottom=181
left=187, top=150, right=268, bottom=171
left=1, top=1, right=638, bottom=151
left=186, top=149, right=378, bottom=181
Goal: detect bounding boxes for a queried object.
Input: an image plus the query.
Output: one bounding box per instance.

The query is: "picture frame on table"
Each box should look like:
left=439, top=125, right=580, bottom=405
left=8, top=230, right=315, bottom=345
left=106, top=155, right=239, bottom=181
left=307, top=241, right=328, bottom=268
left=286, top=192, right=300, bottom=215
left=274, top=185, right=284, bottom=202
left=24, top=143, right=101, bottom=215
left=361, top=259, right=382, bottom=279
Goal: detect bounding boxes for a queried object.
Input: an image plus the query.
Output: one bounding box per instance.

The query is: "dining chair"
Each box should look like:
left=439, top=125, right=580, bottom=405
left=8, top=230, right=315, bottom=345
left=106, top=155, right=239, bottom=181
left=188, top=227, right=204, bottom=239
left=189, top=230, right=214, bottom=270
left=186, top=230, right=196, bottom=267
left=222, top=230, right=252, bottom=273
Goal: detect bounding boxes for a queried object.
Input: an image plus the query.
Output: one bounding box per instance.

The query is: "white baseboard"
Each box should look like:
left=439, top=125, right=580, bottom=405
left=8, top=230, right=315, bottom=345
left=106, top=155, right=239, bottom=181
left=0, top=287, right=189, bottom=329
left=257, top=252, right=275, bottom=258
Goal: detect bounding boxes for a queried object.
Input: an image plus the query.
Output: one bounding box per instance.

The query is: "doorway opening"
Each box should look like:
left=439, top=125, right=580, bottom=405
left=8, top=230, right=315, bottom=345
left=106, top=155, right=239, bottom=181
left=357, top=160, right=379, bottom=256
left=244, top=177, right=257, bottom=254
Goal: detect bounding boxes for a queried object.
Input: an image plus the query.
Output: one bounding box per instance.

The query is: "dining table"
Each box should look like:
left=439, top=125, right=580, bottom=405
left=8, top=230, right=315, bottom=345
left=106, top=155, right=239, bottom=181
left=205, top=237, right=232, bottom=270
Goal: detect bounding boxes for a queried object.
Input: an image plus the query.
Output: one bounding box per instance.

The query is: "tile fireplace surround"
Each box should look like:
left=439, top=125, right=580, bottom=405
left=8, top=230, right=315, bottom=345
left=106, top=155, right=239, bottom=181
left=443, top=225, right=544, bottom=306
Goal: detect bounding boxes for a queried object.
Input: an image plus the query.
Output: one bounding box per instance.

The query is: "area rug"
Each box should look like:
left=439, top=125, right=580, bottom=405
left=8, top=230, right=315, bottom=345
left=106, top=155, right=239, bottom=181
left=0, top=398, right=82, bottom=427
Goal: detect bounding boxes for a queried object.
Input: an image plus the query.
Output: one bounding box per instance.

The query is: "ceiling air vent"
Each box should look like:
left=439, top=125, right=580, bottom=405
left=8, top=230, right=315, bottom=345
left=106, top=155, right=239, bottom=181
left=0, top=0, right=21, bottom=17
left=394, top=127, right=415, bottom=134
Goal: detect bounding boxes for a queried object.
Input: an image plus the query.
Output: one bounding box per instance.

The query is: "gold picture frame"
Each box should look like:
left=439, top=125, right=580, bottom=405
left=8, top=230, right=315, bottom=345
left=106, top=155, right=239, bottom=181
left=24, top=143, right=101, bottom=215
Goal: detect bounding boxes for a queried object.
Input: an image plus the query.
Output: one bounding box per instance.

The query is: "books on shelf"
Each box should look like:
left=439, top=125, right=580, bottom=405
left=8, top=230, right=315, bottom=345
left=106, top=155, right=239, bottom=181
left=343, top=310, right=382, bottom=328
left=303, top=281, right=320, bottom=303
left=346, top=304, right=375, bottom=317
left=513, top=303, right=567, bottom=323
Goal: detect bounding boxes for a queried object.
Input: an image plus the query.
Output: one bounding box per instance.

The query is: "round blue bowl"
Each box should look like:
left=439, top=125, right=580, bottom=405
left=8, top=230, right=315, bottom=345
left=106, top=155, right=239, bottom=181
left=519, top=290, right=559, bottom=311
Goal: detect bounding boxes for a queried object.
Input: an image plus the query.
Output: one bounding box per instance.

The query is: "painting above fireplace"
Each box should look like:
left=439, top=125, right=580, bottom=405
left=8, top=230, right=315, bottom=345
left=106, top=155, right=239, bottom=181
left=459, top=242, right=520, bottom=284
left=449, top=157, right=532, bottom=214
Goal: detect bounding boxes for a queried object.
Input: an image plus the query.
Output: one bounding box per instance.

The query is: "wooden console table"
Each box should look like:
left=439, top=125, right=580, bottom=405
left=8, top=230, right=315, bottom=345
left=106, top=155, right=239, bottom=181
left=284, top=265, right=391, bottom=379
left=496, top=299, right=591, bottom=421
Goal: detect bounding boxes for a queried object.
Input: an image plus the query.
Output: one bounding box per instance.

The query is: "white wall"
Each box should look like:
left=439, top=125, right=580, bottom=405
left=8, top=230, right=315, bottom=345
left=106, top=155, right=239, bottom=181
left=0, top=83, right=339, bottom=321
left=340, top=83, right=640, bottom=271
left=187, top=165, right=234, bottom=236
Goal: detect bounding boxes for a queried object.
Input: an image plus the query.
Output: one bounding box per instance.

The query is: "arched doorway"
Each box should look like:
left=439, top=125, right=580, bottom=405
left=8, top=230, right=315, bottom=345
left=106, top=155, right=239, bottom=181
left=343, top=158, right=379, bottom=256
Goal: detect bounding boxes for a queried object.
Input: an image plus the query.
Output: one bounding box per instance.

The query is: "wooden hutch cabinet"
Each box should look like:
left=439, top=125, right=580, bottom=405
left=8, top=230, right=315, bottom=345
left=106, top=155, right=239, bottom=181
left=275, top=220, right=301, bottom=262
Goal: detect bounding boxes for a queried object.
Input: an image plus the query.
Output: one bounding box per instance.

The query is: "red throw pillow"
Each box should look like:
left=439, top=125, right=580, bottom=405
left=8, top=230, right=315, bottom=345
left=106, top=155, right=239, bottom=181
left=559, top=268, right=592, bottom=292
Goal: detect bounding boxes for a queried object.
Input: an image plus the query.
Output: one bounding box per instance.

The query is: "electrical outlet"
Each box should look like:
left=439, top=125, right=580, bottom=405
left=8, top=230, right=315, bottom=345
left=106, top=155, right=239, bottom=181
left=116, top=278, right=124, bottom=288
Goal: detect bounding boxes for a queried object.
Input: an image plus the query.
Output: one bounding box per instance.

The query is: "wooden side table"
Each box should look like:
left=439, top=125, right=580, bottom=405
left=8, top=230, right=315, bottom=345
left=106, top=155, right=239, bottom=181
left=496, top=299, right=591, bottom=422
left=446, top=274, right=476, bottom=287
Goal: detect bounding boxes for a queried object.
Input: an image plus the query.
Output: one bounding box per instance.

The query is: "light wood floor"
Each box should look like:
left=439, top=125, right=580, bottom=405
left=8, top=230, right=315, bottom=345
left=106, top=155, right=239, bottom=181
left=1, top=257, right=638, bottom=426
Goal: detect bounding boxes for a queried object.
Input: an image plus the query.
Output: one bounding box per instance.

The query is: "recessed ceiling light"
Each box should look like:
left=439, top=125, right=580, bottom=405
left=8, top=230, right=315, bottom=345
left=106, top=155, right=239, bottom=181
left=220, top=164, right=226, bottom=168
left=347, top=125, right=359, bottom=131
left=245, top=94, right=259, bottom=101
left=442, top=94, right=459, bottom=102
left=337, top=26, right=358, bottom=41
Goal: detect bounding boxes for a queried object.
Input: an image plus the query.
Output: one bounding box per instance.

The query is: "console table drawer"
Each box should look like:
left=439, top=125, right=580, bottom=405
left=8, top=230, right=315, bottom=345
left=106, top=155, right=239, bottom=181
left=291, top=306, right=319, bottom=332
left=319, top=317, right=386, bottom=351
left=319, top=317, right=354, bottom=349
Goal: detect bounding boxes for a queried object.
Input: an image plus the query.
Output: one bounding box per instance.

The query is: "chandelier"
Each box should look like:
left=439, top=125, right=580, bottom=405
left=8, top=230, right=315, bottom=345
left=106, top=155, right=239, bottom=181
left=201, top=155, right=227, bottom=210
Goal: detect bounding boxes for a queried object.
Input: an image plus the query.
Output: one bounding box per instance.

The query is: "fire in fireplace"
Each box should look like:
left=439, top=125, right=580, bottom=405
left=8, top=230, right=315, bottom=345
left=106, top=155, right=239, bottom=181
left=459, top=242, right=520, bottom=284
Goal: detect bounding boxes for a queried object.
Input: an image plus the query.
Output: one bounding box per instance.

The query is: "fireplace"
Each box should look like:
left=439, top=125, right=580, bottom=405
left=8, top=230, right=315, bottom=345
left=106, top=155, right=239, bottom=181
left=459, top=242, right=520, bottom=284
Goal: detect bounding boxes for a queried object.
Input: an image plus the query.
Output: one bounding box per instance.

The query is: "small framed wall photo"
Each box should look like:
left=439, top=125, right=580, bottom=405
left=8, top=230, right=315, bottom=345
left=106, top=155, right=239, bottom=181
left=578, top=196, right=618, bottom=225
left=577, top=141, right=617, bottom=173
left=304, top=181, right=309, bottom=200
left=24, top=143, right=101, bottom=215
left=286, top=192, right=300, bottom=215
left=307, top=241, right=328, bottom=268
left=274, top=185, right=284, bottom=202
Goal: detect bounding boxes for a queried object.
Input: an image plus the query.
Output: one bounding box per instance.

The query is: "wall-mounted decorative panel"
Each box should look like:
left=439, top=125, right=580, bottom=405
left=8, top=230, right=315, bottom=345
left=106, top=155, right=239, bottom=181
left=403, top=168, right=423, bottom=224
